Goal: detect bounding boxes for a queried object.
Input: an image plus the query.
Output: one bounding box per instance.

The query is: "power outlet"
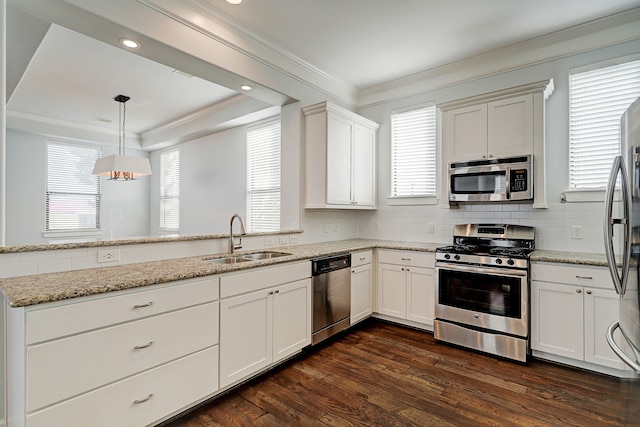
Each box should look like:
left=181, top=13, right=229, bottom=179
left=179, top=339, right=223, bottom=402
left=289, top=235, right=299, bottom=244
left=98, top=249, right=120, bottom=263
left=264, top=236, right=276, bottom=246
left=279, top=236, right=289, bottom=245
left=427, top=223, right=435, bottom=234
left=571, top=225, right=583, bottom=240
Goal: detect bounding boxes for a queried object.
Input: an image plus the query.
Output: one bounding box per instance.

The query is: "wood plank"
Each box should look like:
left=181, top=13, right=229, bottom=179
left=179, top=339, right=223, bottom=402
left=163, top=320, right=639, bottom=427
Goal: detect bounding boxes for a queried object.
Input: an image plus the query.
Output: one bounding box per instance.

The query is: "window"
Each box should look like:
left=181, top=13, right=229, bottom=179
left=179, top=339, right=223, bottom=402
left=247, top=120, right=281, bottom=232
left=390, top=105, right=437, bottom=198
left=569, top=58, right=640, bottom=189
left=160, top=149, right=180, bottom=231
left=46, top=142, right=101, bottom=231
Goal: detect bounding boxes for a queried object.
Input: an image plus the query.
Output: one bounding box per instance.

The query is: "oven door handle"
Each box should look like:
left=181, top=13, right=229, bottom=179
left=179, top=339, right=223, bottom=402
left=435, top=262, right=527, bottom=277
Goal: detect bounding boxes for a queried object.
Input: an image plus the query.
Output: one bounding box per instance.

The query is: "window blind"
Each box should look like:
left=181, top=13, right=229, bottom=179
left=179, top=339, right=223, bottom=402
left=247, top=120, right=281, bottom=232
left=160, top=149, right=180, bottom=231
left=46, top=142, right=101, bottom=231
left=391, top=105, right=437, bottom=197
left=569, top=59, right=640, bottom=189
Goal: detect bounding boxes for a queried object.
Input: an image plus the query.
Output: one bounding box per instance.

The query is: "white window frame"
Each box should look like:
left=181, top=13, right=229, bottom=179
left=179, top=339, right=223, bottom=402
left=45, top=140, right=101, bottom=233
left=568, top=55, right=640, bottom=197
left=247, top=119, right=281, bottom=232
left=160, top=148, right=180, bottom=232
left=389, top=103, right=438, bottom=205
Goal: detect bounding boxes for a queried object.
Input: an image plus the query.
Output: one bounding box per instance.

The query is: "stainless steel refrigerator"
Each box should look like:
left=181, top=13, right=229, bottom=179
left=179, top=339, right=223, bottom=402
left=604, top=96, right=640, bottom=374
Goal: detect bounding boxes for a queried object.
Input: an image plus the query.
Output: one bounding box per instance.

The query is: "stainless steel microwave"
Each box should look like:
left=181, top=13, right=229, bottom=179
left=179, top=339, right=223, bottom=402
left=448, top=155, right=533, bottom=202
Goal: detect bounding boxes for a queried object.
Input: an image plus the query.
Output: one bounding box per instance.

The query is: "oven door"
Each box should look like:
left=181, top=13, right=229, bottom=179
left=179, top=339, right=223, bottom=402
left=435, top=262, right=528, bottom=337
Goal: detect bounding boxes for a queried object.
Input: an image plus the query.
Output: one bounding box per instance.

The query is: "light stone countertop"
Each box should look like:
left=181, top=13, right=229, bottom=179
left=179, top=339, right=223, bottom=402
left=0, top=239, right=440, bottom=308
left=0, top=238, right=608, bottom=308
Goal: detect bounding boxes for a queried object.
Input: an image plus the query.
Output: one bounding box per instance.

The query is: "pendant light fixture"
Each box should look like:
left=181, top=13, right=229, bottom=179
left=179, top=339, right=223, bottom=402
left=92, top=95, right=152, bottom=180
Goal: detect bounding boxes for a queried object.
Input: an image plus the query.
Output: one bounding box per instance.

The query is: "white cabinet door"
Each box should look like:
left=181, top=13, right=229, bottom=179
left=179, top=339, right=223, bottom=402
left=584, top=287, right=627, bottom=370
left=351, top=263, right=373, bottom=324
left=446, top=103, right=488, bottom=163
left=219, top=289, right=272, bottom=388
left=352, top=124, right=376, bottom=207
left=406, top=266, right=434, bottom=326
left=487, top=94, right=533, bottom=158
left=377, top=263, right=406, bottom=318
left=531, top=281, right=584, bottom=360
left=326, top=113, right=354, bottom=206
left=272, top=279, right=311, bottom=363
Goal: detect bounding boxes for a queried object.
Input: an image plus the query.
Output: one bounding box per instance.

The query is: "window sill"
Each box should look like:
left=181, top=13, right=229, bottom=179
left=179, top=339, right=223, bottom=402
left=43, top=229, right=103, bottom=243
left=561, top=189, right=618, bottom=203
left=388, top=195, right=438, bottom=206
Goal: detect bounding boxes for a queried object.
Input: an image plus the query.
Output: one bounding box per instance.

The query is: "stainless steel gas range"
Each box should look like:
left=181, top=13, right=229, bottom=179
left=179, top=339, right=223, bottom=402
left=434, top=223, right=535, bottom=362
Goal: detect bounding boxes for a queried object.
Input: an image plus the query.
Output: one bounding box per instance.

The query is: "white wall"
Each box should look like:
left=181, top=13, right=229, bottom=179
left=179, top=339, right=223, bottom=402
left=356, top=40, right=640, bottom=253
left=5, top=130, right=150, bottom=245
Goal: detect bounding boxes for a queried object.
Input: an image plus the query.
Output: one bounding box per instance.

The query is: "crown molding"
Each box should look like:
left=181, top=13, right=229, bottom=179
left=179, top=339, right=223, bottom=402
left=358, top=7, right=640, bottom=108
left=5, top=110, right=144, bottom=149
left=137, top=0, right=358, bottom=106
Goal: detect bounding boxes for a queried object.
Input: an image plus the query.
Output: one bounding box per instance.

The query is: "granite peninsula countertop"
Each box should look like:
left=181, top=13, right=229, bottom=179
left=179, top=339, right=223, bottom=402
left=0, top=238, right=608, bottom=308
left=0, top=239, right=440, bottom=308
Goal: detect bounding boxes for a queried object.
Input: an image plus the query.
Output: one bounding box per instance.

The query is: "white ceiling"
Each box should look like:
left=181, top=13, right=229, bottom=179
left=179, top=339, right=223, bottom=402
left=6, top=0, right=640, bottom=143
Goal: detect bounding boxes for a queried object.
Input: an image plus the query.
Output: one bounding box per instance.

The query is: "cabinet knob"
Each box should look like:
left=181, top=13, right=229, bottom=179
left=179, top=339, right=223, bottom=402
left=488, top=154, right=493, bottom=158
left=406, top=268, right=410, bottom=272
left=401, top=268, right=405, bottom=271
left=482, top=155, right=487, bottom=159
left=275, top=289, right=280, bottom=294
left=269, top=291, right=274, bottom=295
left=586, top=290, right=592, bottom=294
left=576, top=289, right=582, bottom=293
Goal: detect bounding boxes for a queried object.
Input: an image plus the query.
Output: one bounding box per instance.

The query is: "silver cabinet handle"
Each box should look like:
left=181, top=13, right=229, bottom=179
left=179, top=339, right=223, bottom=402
left=401, top=258, right=411, bottom=261
left=586, top=290, right=592, bottom=294
left=576, top=289, right=582, bottom=293
left=575, top=276, right=592, bottom=280
left=133, top=302, right=154, bottom=309
left=133, top=393, right=154, bottom=404
left=359, top=257, right=366, bottom=261
left=133, top=341, right=155, bottom=350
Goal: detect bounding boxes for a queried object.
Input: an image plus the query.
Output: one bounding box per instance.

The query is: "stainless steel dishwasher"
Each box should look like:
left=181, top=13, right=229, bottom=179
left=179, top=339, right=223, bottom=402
left=311, top=253, right=351, bottom=345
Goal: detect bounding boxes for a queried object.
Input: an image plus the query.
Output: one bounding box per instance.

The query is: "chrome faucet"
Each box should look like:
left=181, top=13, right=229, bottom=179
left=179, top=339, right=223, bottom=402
left=228, top=213, right=247, bottom=254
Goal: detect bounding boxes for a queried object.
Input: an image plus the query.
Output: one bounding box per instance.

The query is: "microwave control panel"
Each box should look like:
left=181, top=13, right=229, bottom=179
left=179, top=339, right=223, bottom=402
left=510, top=169, right=528, bottom=192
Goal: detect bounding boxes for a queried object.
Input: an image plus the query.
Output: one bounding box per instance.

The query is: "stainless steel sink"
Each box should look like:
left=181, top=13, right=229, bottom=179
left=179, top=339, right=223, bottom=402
left=202, top=256, right=252, bottom=264
left=240, top=251, right=291, bottom=261
left=202, top=251, right=291, bottom=264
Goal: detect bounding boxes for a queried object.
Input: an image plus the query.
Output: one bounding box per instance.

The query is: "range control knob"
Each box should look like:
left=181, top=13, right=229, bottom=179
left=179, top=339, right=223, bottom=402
left=444, top=254, right=451, bottom=260
left=454, top=254, right=461, bottom=261
left=495, top=258, right=503, bottom=265
left=507, top=259, right=515, bottom=266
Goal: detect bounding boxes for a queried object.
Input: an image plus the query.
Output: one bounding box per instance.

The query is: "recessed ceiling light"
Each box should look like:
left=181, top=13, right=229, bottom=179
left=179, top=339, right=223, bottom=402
left=240, top=85, right=253, bottom=91
left=226, top=0, right=243, bottom=4
left=120, top=38, right=140, bottom=49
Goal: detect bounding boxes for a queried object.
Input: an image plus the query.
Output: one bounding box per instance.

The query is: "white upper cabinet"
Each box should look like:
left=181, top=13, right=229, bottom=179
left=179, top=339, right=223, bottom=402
left=304, top=101, right=379, bottom=209
left=445, top=94, right=533, bottom=163
left=440, top=80, right=554, bottom=208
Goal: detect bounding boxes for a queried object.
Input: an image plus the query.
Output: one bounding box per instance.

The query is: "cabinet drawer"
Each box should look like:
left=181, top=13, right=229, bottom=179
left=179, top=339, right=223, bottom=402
left=27, top=276, right=220, bottom=344
left=351, top=250, right=373, bottom=267
left=377, top=249, right=434, bottom=268
left=27, top=346, right=219, bottom=427
left=531, top=262, right=613, bottom=290
left=27, top=301, right=219, bottom=412
left=220, top=261, right=310, bottom=298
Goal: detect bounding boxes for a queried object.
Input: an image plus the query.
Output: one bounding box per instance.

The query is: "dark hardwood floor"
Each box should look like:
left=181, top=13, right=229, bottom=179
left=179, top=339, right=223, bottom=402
left=164, top=319, right=640, bottom=427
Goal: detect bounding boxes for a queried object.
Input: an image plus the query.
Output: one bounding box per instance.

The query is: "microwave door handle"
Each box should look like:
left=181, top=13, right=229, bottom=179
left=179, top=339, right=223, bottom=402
left=505, top=167, right=511, bottom=200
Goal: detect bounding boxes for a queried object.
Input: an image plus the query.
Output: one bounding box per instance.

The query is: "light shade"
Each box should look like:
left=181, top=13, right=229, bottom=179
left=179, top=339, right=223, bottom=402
left=92, top=154, right=152, bottom=180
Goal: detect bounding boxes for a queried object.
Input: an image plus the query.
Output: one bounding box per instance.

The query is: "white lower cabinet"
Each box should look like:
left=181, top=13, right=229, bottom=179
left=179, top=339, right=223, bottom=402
left=6, top=276, right=221, bottom=427
left=27, top=347, right=218, bottom=427
left=531, top=262, right=629, bottom=373
left=376, top=250, right=435, bottom=328
left=351, top=250, right=373, bottom=325
left=219, top=261, right=311, bottom=388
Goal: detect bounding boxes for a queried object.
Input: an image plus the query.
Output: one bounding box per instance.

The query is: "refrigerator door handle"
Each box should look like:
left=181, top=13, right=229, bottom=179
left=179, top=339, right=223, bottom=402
left=604, top=155, right=631, bottom=296
left=606, top=322, right=640, bottom=373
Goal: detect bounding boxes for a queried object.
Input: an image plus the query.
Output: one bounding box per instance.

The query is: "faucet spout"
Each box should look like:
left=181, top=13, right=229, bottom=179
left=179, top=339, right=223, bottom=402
left=229, top=214, right=247, bottom=254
